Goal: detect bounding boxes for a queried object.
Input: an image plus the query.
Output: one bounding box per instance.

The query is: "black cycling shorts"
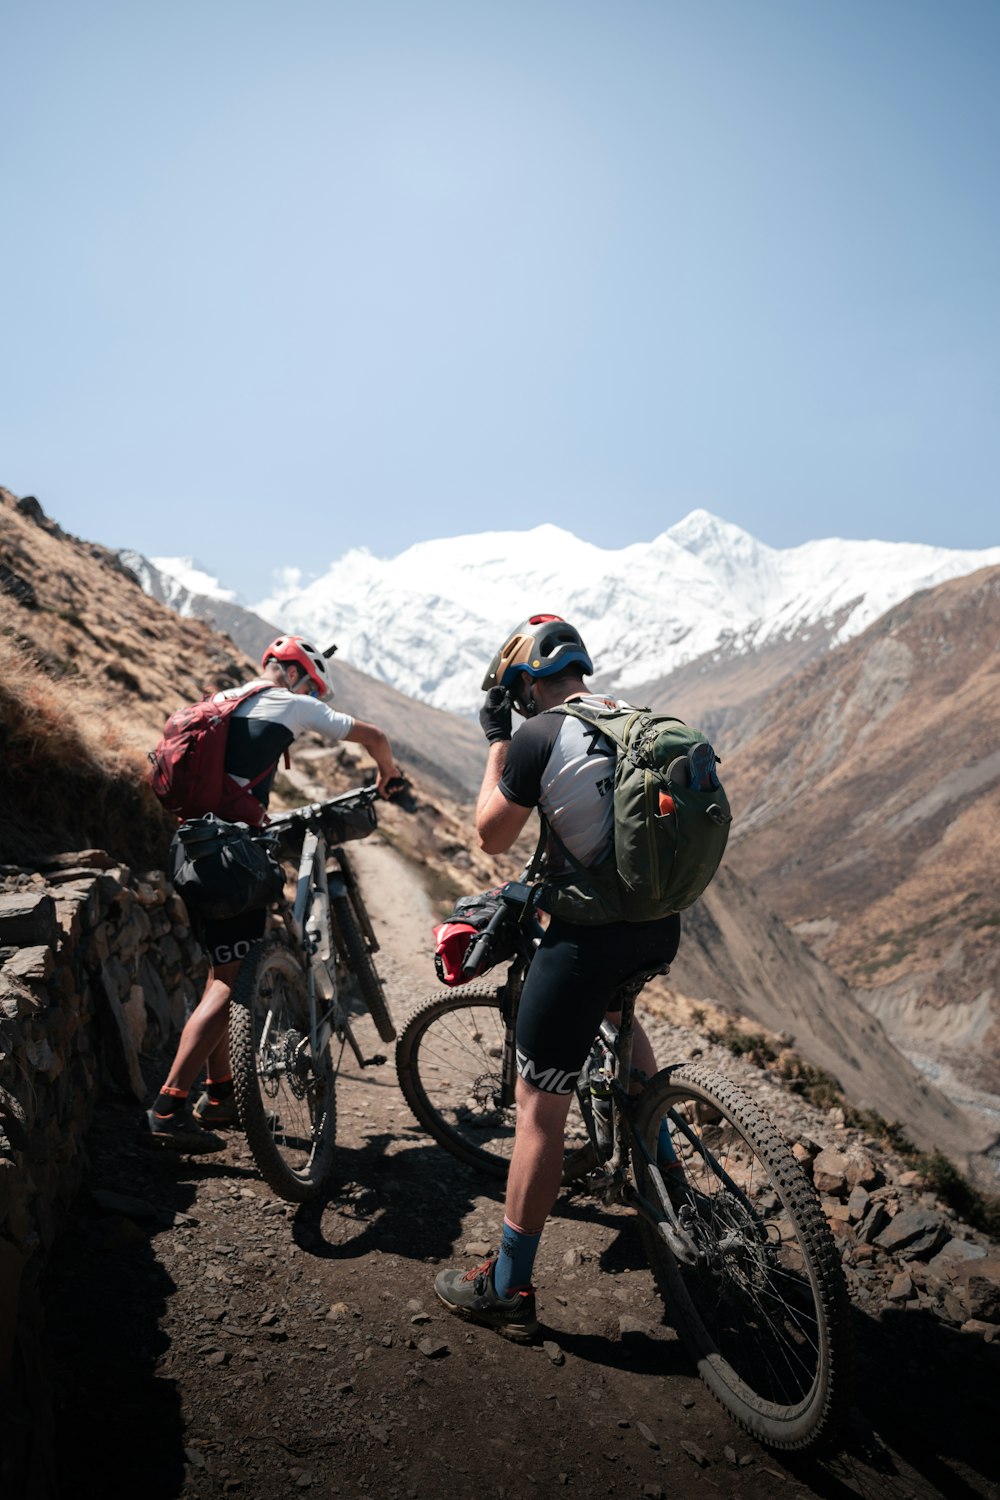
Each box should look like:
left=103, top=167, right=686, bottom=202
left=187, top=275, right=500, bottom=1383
left=197, top=908, right=267, bottom=969
left=514, top=913, right=681, bottom=1095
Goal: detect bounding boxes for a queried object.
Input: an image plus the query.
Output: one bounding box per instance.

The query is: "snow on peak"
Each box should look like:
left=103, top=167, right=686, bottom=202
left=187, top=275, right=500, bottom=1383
left=150, top=556, right=241, bottom=605
left=127, top=519, right=1000, bottom=716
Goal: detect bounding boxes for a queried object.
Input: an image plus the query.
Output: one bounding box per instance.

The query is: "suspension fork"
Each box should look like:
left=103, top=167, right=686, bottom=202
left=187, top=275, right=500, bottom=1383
left=294, top=832, right=356, bottom=1063
left=597, top=989, right=635, bottom=1174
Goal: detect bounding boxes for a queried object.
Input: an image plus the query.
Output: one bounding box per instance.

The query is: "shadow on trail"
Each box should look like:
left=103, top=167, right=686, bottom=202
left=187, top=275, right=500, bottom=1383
left=292, top=1134, right=494, bottom=1264
left=40, top=1093, right=199, bottom=1500
left=786, top=1301, right=1000, bottom=1500
left=546, top=1189, right=1000, bottom=1498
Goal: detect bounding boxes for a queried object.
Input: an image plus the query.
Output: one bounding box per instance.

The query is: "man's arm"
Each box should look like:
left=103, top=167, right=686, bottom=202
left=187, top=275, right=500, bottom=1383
left=344, top=720, right=402, bottom=796
left=476, top=742, right=533, bottom=854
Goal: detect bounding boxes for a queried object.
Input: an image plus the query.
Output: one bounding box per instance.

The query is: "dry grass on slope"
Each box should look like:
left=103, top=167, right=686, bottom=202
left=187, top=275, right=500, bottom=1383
left=0, top=486, right=261, bottom=868
left=721, top=565, right=1000, bottom=1002
left=0, top=631, right=176, bottom=868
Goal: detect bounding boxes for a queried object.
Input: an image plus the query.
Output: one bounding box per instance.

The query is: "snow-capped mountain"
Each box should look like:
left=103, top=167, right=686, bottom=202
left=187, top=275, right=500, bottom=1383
left=141, top=514, right=1000, bottom=716
left=118, top=552, right=239, bottom=614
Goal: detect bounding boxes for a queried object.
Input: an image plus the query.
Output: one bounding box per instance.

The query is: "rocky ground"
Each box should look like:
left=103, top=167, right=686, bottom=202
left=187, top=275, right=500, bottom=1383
left=39, top=837, right=1000, bottom=1500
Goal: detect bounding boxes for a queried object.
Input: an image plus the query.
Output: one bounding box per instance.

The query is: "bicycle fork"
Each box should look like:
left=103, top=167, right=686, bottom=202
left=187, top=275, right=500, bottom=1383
left=296, top=831, right=385, bottom=1073
left=593, top=1010, right=701, bottom=1268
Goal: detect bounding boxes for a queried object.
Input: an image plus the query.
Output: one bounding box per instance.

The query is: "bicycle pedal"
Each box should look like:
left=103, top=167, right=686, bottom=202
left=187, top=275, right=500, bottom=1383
left=362, top=1053, right=387, bottom=1068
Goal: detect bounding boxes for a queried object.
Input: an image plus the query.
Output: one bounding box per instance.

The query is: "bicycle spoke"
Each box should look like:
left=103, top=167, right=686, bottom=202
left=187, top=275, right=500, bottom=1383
left=231, top=943, right=338, bottom=1202
left=396, top=989, right=590, bottom=1179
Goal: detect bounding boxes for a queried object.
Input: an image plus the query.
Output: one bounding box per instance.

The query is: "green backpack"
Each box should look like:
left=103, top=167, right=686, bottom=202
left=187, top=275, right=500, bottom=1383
left=532, top=703, right=733, bottom=925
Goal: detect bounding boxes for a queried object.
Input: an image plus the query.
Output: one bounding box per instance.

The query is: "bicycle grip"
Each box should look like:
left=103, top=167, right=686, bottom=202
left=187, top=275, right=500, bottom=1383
left=460, top=905, right=509, bottom=979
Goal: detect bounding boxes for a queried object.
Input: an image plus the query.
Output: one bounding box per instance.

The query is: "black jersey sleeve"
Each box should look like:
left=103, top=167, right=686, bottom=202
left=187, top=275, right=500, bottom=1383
left=498, top=716, right=563, bottom=808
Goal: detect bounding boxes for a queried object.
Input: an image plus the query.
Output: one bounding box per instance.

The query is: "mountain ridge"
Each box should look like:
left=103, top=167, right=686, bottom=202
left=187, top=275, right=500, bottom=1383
left=720, top=562, right=1000, bottom=1149
left=144, top=510, right=1000, bottom=716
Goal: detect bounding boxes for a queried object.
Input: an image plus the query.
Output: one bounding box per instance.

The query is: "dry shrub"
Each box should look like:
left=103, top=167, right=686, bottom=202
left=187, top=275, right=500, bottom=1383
left=0, top=633, right=174, bottom=868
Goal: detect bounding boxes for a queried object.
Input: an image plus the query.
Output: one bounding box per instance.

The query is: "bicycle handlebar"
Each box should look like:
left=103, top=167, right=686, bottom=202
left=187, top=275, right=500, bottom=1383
left=267, top=784, right=379, bottom=831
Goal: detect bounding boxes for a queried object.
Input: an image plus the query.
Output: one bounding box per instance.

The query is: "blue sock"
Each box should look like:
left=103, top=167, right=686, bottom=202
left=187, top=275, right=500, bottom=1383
left=656, top=1115, right=679, bottom=1168
left=494, top=1218, right=542, bottom=1296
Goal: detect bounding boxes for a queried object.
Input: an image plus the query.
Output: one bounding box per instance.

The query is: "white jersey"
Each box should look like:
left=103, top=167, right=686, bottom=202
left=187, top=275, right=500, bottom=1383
left=215, top=678, right=355, bottom=792
left=499, top=694, right=627, bottom=867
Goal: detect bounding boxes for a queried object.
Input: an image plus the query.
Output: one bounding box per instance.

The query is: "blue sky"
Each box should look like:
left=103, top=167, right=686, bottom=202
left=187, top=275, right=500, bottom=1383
left=3, top=0, right=998, bottom=601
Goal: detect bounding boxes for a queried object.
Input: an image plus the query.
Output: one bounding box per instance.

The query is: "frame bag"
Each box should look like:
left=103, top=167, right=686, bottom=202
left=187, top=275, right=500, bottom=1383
left=169, top=815, right=285, bottom=923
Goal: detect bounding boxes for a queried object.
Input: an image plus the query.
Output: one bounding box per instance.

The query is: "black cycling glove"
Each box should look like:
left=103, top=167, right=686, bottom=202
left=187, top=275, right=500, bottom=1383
left=479, top=687, right=513, bottom=744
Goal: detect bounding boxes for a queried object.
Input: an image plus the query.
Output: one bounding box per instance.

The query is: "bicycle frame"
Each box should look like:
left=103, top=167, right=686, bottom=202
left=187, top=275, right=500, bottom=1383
left=277, top=810, right=384, bottom=1074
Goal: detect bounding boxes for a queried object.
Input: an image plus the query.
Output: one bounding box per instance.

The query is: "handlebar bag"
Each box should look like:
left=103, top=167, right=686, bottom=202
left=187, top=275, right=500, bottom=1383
left=169, top=814, right=285, bottom=923
left=433, top=887, right=517, bottom=986
left=322, top=799, right=378, bottom=846
left=272, top=797, right=379, bottom=860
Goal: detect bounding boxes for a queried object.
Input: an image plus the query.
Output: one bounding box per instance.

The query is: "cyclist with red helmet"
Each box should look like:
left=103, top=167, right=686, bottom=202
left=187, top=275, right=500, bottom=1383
left=144, top=634, right=403, bottom=1152
left=434, top=616, right=682, bottom=1339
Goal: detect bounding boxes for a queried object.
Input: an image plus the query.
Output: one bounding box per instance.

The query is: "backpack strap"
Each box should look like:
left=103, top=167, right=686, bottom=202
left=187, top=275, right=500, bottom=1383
left=219, top=683, right=290, bottom=796
left=547, top=700, right=646, bottom=755
left=526, top=807, right=592, bottom=884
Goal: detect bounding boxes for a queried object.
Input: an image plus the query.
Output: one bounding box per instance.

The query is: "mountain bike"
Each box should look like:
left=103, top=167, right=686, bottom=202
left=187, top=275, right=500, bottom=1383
left=229, top=786, right=395, bottom=1203
left=395, top=882, right=854, bottom=1453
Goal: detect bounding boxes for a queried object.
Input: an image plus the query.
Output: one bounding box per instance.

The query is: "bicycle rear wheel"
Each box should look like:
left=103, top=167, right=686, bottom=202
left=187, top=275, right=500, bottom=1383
left=332, top=894, right=395, bottom=1043
left=632, top=1062, right=853, bottom=1452
left=230, top=941, right=338, bottom=1202
left=395, top=989, right=592, bottom=1178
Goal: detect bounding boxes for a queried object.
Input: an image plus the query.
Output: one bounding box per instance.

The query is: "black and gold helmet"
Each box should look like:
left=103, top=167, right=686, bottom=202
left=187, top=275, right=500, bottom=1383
left=482, top=614, right=593, bottom=697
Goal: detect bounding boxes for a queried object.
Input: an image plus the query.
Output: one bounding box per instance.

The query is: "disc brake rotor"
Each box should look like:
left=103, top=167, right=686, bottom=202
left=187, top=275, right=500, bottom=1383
left=283, top=1029, right=310, bottom=1098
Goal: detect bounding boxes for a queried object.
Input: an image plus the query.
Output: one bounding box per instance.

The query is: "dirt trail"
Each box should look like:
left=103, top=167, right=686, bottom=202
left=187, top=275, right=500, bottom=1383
left=40, top=834, right=998, bottom=1500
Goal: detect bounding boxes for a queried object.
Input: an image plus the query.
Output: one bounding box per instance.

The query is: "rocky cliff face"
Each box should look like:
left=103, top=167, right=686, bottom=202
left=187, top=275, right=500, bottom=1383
left=718, top=565, right=1000, bottom=1136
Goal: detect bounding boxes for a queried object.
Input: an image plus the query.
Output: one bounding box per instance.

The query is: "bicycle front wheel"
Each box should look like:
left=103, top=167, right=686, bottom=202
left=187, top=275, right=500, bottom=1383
left=332, top=894, right=395, bottom=1043
left=230, top=941, right=338, bottom=1202
left=396, top=988, right=513, bottom=1177
left=633, top=1062, right=853, bottom=1452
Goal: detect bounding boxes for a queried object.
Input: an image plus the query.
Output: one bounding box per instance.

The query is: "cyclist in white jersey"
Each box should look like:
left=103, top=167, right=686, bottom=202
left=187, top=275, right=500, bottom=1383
left=144, top=634, right=403, bottom=1153
left=435, top=616, right=681, bottom=1339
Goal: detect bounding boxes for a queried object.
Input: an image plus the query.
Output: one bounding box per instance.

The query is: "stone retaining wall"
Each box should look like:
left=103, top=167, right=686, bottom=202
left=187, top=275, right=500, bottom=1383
left=0, top=850, right=200, bottom=1451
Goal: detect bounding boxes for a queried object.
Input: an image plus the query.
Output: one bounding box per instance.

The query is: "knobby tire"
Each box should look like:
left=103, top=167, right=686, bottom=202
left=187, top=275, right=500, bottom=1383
left=230, top=941, right=338, bottom=1203
left=395, top=988, right=591, bottom=1178
left=632, top=1062, right=853, bottom=1452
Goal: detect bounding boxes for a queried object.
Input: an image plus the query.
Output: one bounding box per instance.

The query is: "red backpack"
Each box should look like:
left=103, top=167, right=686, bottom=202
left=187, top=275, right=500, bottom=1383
left=149, top=685, right=279, bottom=826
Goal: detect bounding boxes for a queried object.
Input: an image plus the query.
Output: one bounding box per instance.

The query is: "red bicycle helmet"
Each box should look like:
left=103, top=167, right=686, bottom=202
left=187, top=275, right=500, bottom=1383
left=261, top=636, right=334, bottom=699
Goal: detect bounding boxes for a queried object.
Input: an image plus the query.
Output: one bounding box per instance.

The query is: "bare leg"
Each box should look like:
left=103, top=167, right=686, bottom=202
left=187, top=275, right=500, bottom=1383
left=504, top=1079, right=575, bottom=1233
left=163, top=960, right=241, bottom=1093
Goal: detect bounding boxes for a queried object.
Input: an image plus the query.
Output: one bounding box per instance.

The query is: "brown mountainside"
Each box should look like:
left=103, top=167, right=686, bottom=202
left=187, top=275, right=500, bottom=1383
left=3, top=485, right=994, bottom=1184
left=719, top=564, right=1000, bottom=1102
left=0, top=491, right=253, bottom=865
left=0, top=489, right=482, bottom=867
